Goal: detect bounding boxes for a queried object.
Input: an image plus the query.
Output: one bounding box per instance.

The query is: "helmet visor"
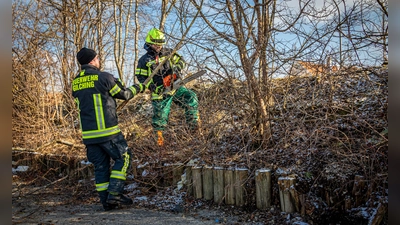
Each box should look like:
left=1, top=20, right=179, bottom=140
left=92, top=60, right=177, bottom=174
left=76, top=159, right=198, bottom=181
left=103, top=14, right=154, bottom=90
left=149, top=37, right=165, bottom=45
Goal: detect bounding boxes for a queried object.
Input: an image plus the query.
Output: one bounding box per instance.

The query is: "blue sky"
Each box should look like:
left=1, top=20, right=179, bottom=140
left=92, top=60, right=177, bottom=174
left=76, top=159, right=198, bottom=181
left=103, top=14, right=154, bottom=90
left=103, top=0, right=386, bottom=83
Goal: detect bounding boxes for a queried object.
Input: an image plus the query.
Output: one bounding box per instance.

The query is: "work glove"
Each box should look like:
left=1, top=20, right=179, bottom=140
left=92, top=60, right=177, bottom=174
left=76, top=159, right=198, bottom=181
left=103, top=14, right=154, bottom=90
left=117, top=78, right=125, bottom=86
left=131, top=83, right=146, bottom=93
left=137, top=83, right=146, bottom=93
left=172, top=65, right=182, bottom=79
left=149, top=83, right=157, bottom=93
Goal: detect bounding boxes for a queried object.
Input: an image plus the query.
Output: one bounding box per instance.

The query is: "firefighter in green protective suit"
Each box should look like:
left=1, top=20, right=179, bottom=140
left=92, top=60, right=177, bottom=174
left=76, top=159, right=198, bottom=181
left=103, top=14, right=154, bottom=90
left=135, top=28, right=200, bottom=146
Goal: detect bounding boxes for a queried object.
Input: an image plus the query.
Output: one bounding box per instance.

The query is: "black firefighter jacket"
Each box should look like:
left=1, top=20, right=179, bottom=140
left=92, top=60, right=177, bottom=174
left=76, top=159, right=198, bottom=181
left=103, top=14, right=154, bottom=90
left=135, top=44, right=185, bottom=99
left=72, top=64, right=143, bottom=145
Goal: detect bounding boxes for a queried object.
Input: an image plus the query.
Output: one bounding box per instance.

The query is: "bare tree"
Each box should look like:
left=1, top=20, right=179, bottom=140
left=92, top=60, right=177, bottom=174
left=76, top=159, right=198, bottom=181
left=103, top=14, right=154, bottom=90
left=13, top=0, right=62, bottom=147
left=12, top=0, right=388, bottom=151
left=132, top=0, right=140, bottom=84
left=12, top=0, right=116, bottom=149
left=189, top=0, right=311, bottom=146
left=112, top=0, right=135, bottom=82
left=160, top=0, right=177, bottom=30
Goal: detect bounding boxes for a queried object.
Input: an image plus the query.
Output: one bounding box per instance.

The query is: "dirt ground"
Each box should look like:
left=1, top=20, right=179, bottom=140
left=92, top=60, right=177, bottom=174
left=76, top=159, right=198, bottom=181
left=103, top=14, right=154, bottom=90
left=12, top=173, right=300, bottom=225
left=12, top=183, right=220, bottom=225
left=12, top=202, right=218, bottom=225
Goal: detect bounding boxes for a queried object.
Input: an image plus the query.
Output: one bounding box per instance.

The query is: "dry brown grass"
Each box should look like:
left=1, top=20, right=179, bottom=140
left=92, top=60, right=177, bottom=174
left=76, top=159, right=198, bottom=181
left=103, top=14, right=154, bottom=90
left=12, top=66, right=388, bottom=223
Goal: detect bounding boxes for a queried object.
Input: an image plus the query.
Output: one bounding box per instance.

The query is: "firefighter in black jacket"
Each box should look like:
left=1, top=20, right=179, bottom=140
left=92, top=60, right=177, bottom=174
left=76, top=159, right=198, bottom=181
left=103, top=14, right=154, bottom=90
left=72, top=47, right=145, bottom=211
left=135, top=28, right=200, bottom=146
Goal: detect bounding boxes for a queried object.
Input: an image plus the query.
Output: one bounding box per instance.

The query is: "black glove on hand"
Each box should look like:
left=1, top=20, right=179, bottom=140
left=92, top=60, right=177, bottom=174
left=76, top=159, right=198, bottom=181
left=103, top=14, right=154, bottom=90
left=139, top=83, right=146, bottom=93
left=132, top=83, right=146, bottom=93
left=149, top=83, right=160, bottom=93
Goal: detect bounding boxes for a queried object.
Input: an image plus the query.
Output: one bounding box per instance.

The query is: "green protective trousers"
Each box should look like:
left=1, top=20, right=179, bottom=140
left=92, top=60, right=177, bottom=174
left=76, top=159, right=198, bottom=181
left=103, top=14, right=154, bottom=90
left=151, top=86, right=199, bottom=131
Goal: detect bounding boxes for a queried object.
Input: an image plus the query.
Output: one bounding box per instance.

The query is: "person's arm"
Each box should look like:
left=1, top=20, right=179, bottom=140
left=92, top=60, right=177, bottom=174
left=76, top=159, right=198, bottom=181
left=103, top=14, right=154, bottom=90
left=172, top=52, right=186, bottom=73
left=135, top=67, right=148, bottom=84
left=135, top=58, right=162, bottom=92
left=169, top=52, right=186, bottom=82
left=105, top=73, right=145, bottom=100
left=115, top=78, right=145, bottom=100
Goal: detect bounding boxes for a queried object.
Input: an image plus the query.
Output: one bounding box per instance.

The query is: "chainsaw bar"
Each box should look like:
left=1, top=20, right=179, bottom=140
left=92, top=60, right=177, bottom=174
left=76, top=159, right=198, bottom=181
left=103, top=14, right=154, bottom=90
left=177, top=70, right=207, bottom=86
left=166, top=70, right=207, bottom=93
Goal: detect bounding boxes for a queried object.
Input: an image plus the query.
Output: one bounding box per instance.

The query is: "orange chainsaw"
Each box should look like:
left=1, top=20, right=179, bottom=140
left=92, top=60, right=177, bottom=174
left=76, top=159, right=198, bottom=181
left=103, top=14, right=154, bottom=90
left=163, top=70, right=207, bottom=95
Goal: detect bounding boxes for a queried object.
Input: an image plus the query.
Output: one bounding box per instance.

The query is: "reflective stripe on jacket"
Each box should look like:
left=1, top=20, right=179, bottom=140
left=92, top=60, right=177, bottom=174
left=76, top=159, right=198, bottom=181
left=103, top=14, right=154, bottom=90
left=72, top=64, right=142, bottom=144
left=135, top=43, right=185, bottom=100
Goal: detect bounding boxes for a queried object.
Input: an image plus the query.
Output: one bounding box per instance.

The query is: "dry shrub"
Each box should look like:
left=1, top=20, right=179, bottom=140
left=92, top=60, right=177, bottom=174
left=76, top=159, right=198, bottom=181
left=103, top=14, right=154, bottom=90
left=120, top=66, right=387, bottom=191
left=12, top=66, right=388, bottom=222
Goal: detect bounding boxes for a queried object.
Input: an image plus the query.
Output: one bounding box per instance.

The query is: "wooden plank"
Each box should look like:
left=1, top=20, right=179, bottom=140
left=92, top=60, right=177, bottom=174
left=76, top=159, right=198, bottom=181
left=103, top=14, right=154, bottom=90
left=224, top=167, right=235, bottom=205
left=185, top=165, right=193, bottom=195
left=368, top=202, right=387, bottom=225
left=192, top=166, right=203, bottom=199
left=352, top=175, right=366, bottom=207
left=278, top=176, right=296, bottom=213
left=213, top=166, right=224, bottom=204
left=202, top=165, right=213, bottom=200
left=234, top=168, right=248, bottom=206
left=255, top=168, right=272, bottom=209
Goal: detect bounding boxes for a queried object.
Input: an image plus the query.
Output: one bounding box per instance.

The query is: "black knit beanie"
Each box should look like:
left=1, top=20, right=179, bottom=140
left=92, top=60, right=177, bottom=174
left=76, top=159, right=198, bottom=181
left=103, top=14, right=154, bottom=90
left=77, top=47, right=97, bottom=65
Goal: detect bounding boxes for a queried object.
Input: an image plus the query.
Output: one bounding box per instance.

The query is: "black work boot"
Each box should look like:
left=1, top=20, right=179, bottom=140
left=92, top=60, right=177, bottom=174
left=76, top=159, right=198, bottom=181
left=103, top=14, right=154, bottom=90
left=106, top=193, right=133, bottom=205
left=103, top=202, right=118, bottom=211
left=99, top=191, right=118, bottom=211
